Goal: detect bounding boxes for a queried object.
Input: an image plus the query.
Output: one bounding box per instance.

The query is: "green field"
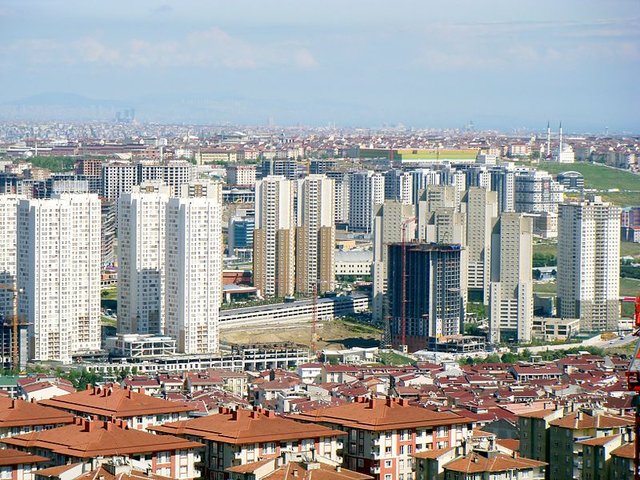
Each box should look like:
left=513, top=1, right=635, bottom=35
left=536, top=161, right=640, bottom=193
left=622, top=242, right=640, bottom=259
left=377, top=351, right=414, bottom=366
left=533, top=278, right=639, bottom=298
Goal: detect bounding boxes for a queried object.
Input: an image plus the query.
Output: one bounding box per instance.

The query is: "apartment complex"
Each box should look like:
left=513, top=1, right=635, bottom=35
left=17, top=193, right=101, bottom=363
left=348, top=171, right=385, bottom=233
left=0, top=195, right=20, bottom=320
left=295, top=175, right=335, bottom=295
left=117, top=183, right=170, bottom=335
left=295, top=397, right=470, bottom=480
left=557, top=196, right=621, bottom=332
left=165, top=181, right=223, bottom=354
left=253, top=176, right=296, bottom=298
left=461, top=188, right=498, bottom=304
left=488, top=213, right=533, bottom=343
left=152, top=406, right=346, bottom=479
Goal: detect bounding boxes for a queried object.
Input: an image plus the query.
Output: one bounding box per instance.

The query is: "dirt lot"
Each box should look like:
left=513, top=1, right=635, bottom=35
left=220, top=318, right=382, bottom=350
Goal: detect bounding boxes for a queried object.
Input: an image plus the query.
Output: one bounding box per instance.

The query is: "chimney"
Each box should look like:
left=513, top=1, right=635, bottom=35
left=86, top=384, right=92, bottom=391
left=368, top=398, right=375, bottom=409
left=10, top=399, right=16, bottom=409
left=139, top=387, right=145, bottom=396
left=336, top=466, right=341, bottom=473
left=292, top=470, right=299, bottom=477
left=386, top=397, right=393, bottom=407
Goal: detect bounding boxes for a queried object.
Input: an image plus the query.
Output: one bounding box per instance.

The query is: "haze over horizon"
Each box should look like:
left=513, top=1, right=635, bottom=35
left=1, top=0, right=638, bottom=132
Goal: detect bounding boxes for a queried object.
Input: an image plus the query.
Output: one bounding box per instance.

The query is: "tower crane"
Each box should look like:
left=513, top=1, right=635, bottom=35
left=623, top=295, right=640, bottom=480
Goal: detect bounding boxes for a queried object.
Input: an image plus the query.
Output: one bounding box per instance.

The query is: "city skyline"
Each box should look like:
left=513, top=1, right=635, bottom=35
left=0, top=0, right=638, bottom=132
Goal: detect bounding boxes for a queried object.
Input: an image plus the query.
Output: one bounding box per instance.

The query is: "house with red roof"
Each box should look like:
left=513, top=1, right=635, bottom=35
left=0, top=397, right=74, bottom=439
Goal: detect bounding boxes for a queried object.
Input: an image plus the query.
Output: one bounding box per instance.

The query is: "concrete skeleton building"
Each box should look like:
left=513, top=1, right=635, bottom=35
left=0, top=195, right=20, bottom=321
left=165, top=181, right=223, bottom=355
left=253, top=176, right=296, bottom=298
left=489, top=213, right=534, bottom=343
left=371, top=201, right=416, bottom=325
left=557, top=196, right=620, bottom=332
left=17, top=193, right=102, bottom=364
left=387, top=242, right=465, bottom=351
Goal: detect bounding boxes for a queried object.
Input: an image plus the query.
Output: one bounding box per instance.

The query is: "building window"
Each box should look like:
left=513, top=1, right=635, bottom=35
left=385, top=460, right=392, bottom=468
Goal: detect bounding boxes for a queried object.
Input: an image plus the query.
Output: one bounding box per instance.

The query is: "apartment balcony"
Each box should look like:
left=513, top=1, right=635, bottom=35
left=370, top=450, right=381, bottom=460
left=370, top=465, right=380, bottom=475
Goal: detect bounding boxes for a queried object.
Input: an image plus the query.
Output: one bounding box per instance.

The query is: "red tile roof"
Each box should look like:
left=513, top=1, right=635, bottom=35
left=150, top=407, right=346, bottom=445
left=0, top=397, right=74, bottom=428
left=39, top=385, right=193, bottom=418
left=294, top=396, right=469, bottom=432
left=444, top=453, right=546, bottom=473
left=3, top=418, right=202, bottom=458
left=0, top=448, right=49, bottom=466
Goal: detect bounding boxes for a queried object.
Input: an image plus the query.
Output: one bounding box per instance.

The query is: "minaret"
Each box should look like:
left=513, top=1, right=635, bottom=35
left=546, top=121, right=551, bottom=159
left=558, top=121, right=563, bottom=161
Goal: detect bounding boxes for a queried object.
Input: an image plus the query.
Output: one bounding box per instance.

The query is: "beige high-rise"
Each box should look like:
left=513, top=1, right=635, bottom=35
left=295, top=175, right=335, bottom=295
left=462, top=187, right=499, bottom=304
left=254, top=176, right=295, bottom=298
left=489, top=213, right=533, bottom=343
left=558, top=196, right=620, bottom=332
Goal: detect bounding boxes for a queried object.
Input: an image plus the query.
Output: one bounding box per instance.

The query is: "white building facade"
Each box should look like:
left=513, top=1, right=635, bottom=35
left=18, top=194, right=101, bottom=363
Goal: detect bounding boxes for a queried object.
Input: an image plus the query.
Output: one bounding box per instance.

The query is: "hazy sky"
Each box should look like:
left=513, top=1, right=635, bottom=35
left=1, top=0, right=638, bottom=131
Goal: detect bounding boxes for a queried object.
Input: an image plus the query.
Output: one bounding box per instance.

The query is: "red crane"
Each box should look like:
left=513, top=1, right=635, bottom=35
left=400, top=217, right=416, bottom=351
left=623, top=295, right=640, bottom=480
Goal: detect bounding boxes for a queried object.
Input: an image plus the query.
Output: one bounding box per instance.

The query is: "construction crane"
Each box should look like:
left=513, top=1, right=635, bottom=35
left=0, top=283, right=26, bottom=371
left=623, top=295, right=640, bottom=480
left=400, top=217, right=417, bottom=352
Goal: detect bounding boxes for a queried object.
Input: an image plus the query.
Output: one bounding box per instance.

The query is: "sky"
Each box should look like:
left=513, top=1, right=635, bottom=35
left=0, top=0, right=638, bottom=131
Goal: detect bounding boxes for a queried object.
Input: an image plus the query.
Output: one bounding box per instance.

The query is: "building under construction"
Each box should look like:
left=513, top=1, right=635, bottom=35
left=387, top=242, right=464, bottom=352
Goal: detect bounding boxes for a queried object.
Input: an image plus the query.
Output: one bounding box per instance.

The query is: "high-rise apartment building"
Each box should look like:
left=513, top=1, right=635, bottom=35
left=0, top=195, right=20, bottom=321
left=514, top=169, right=564, bottom=214
left=165, top=182, right=222, bottom=354
left=18, top=194, right=101, bottom=364
left=101, top=163, right=138, bottom=201
left=557, top=196, right=620, bottom=332
left=117, top=182, right=170, bottom=336
left=489, top=213, right=533, bottom=343
left=137, top=161, right=194, bottom=197
left=348, top=171, right=385, bottom=233
left=295, top=175, right=335, bottom=296
left=371, top=201, right=416, bottom=324
left=383, top=169, right=413, bottom=205
left=410, top=168, right=442, bottom=205
left=253, top=176, right=296, bottom=298
left=388, top=243, right=464, bottom=351
left=326, top=171, right=349, bottom=224
left=461, top=187, right=499, bottom=304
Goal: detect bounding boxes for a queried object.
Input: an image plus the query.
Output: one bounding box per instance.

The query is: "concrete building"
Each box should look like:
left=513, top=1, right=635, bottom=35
left=326, top=171, right=350, bottom=224
left=295, top=175, right=335, bottom=295
left=17, top=194, right=101, bottom=364
left=227, top=164, right=257, bottom=187
left=558, top=196, right=621, bottom=332
left=228, top=215, right=255, bottom=259
left=371, top=202, right=416, bottom=324
left=254, top=176, right=296, bottom=298
left=461, top=188, right=498, bottom=304
left=260, top=158, right=297, bottom=180
left=117, top=182, right=170, bottom=336
left=489, top=213, right=533, bottom=343
left=348, top=171, right=385, bottom=233
left=514, top=169, right=564, bottom=214
left=0, top=195, right=20, bottom=322
left=137, top=160, right=194, bottom=196
left=101, top=162, right=138, bottom=201
left=165, top=181, right=223, bottom=354
left=388, top=243, right=464, bottom=351
left=384, top=169, right=413, bottom=205
left=153, top=407, right=346, bottom=480
left=410, top=169, right=442, bottom=205
left=295, top=396, right=470, bottom=480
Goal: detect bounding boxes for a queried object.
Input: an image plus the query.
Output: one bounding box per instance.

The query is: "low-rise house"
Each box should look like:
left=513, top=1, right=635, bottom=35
left=150, top=406, right=346, bottom=480
left=0, top=448, right=49, bottom=480
left=294, top=396, right=471, bottom=480
left=17, top=378, right=75, bottom=402
left=0, top=398, right=74, bottom=439
left=441, top=452, right=546, bottom=480
left=3, top=418, right=203, bottom=479
left=39, top=385, right=193, bottom=431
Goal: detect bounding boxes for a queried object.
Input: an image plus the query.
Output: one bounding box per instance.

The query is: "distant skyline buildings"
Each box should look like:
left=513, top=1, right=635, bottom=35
left=0, top=1, right=637, bottom=132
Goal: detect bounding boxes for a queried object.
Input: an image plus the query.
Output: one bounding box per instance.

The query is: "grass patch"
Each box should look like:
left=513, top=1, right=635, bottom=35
left=621, top=278, right=640, bottom=297
left=621, top=242, right=640, bottom=259
left=533, top=281, right=557, bottom=295
left=101, top=316, right=116, bottom=327
left=335, top=317, right=382, bottom=336
left=101, top=287, right=117, bottom=301
left=377, top=351, right=414, bottom=366
left=535, top=161, right=640, bottom=192
left=533, top=241, right=558, bottom=257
